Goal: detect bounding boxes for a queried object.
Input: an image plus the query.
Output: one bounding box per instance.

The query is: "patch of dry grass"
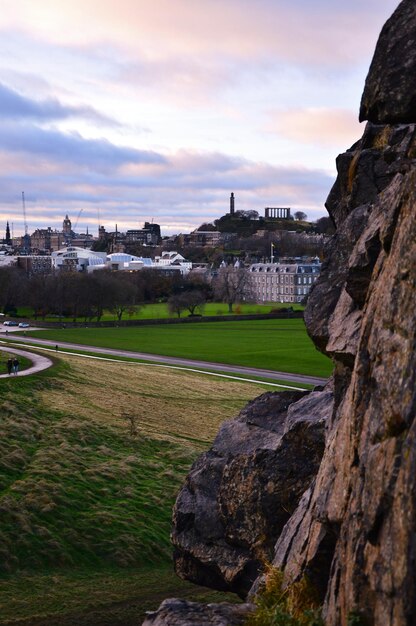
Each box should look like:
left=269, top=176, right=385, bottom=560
left=0, top=354, right=266, bottom=576
left=246, top=566, right=322, bottom=626
left=0, top=353, right=267, bottom=623
left=41, top=354, right=266, bottom=448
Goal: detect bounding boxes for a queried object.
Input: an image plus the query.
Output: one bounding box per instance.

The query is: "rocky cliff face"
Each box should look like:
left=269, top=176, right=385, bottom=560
left=143, top=2, right=416, bottom=624
left=172, top=388, right=331, bottom=598
left=274, top=131, right=416, bottom=626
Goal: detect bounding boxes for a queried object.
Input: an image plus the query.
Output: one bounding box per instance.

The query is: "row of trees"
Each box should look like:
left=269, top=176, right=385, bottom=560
left=0, top=265, right=252, bottom=322
left=167, top=266, right=251, bottom=317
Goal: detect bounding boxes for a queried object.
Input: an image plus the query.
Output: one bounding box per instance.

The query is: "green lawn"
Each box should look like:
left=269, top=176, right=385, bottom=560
left=27, top=319, right=332, bottom=378
left=17, top=300, right=304, bottom=322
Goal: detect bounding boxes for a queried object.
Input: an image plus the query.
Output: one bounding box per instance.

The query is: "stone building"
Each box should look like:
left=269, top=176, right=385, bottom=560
left=249, top=258, right=320, bottom=303
left=184, top=230, right=222, bottom=247
left=125, top=222, right=161, bottom=245
left=30, top=227, right=64, bottom=253
left=62, top=214, right=72, bottom=240
left=264, top=207, right=291, bottom=219
left=17, top=255, right=53, bottom=275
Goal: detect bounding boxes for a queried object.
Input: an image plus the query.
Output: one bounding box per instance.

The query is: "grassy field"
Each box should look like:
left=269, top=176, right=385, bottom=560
left=1, top=567, right=239, bottom=626
left=0, top=353, right=267, bottom=625
left=27, top=318, right=332, bottom=378
left=17, top=301, right=304, bottom=322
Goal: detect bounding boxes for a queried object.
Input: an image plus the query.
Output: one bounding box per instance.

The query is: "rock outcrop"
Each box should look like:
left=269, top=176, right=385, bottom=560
left=142, top=599, right=254, bottom=626
left=144, top=2, right=416, bottom=624
left=172, top=389, right=331, bottom=598
left=274, top=155, right=416, bottom=625
left=360, top=0, right=416, bottom=124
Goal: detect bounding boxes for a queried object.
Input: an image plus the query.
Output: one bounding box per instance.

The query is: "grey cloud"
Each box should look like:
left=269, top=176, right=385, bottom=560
left=0, top=122, right=166, bottom=169
left=0, top=119, right=331, bottom=233
left=0, top=82, right=117, bottom=126
left=0, top=162, right=332, bottom=234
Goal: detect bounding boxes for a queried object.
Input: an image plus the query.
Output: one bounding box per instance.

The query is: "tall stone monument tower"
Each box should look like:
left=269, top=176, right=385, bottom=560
left=230, top=192, right=235, bottom=215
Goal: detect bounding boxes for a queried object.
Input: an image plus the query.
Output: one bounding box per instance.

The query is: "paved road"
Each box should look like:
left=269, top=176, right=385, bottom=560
left=2, top=333, right=327, bottom=386
left=0, top=344, right=53, bottom=378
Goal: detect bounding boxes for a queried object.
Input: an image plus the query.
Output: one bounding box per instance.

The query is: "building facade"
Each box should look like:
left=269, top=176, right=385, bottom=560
left=249, top=258, right=321, bottom=303
left=52, top=247, right=107, bottom=272
left=30, top=227, right=65, bottom=253
left=264, top=207, right=291, bottom=219
left=183, top=230, right=222, bottom=247
left=125, top=222, right=161, bottom=246
left=17, top=256, right=53, bottom=275
left=153, top=251, right=192, bottom=272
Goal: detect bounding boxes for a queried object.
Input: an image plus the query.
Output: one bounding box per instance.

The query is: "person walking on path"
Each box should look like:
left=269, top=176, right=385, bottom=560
left=6, top=358, right=12, bottom=375
left=12, top=357, right=19, bottom=375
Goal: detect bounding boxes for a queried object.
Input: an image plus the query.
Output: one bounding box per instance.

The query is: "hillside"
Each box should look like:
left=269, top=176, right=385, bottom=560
left=0, top=354, right=267, bottom=625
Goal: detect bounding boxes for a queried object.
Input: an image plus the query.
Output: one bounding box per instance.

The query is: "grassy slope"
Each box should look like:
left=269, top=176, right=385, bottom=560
left=0, top=354, right=267, bottom=625
left=28, top=319, right=332, bottom=378
left=2, top=567, right=239, bottom=626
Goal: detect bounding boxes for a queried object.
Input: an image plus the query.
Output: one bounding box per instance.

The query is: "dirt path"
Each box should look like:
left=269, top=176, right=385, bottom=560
left=0, top=345, right=53, bottom=378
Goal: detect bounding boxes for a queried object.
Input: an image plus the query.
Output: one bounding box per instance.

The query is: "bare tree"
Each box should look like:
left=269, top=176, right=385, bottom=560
left=121, top=411, right=140, bottom=437
left=86, top=272, right=117, bottom=322
left=0, top=267, right=27, bottom=315
left=168, top=293, right=186, bottom=318
left=27, top=274, right=52, bottom=319
left=109, top=276, right=139, bottom=321
left=182, top=290, right=206, bottom=316
left=213, top=266, right=252, bottom=313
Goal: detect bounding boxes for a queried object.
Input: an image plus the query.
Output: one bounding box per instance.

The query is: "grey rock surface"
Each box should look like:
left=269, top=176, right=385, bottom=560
left=172, top=388, right=332, bottom=598
left=306, top=122, right=416, bottom=367
left=142, top=599, right=254, bottom=626
left=360, top=0, right=416, bottom=124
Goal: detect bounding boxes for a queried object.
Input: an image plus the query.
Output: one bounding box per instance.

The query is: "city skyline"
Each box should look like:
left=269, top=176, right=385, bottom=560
left=0, top=0, right=398, bottom=236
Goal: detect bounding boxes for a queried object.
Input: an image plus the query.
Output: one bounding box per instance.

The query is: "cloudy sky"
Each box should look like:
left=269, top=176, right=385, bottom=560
left=0, top=0, right=398, bottom=237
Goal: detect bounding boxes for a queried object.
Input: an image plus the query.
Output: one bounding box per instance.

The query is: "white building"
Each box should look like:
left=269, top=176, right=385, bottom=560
left=0, top=255, right=17, bottom=268
left=106, top=251, right=191, bottom=276
left=51, top=248, right=193, bottom=275
left=106, top=252, right=146, bottom=271
left=52, top=247, right=107, bottom=272
left=153, top=251, right=192, bottom=275
left=249, top=258, right=321, bottom=304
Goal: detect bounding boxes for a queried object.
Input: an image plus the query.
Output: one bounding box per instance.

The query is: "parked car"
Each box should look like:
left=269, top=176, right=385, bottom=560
left=3, top=320, right=18, bottom=326
left=18, top=322, right=30, bottom=328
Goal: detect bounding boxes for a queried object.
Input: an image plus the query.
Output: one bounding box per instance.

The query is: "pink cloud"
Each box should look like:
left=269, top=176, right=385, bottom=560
left=266, top=108, right=363, bottom=148
left=1, top=0, right=398, bottom=67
